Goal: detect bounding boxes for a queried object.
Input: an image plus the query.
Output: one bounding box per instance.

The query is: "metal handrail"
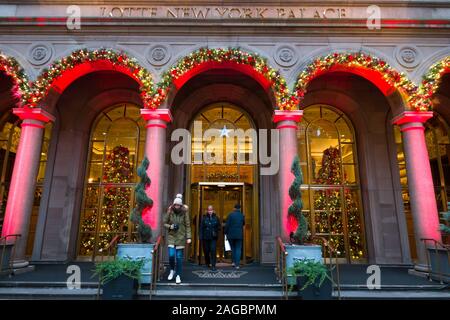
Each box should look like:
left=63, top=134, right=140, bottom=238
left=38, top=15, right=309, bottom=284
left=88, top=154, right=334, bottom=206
left=312, top=236, right=341, bottom=300
left=149, top=236, right=163, bottom=300
left=96, top=235, right=120, bottom=300
left=420, top=238, right=450, bottom=284
left=275, top=235, right=342, bottom=300
left=275, top=236, right=288, bottom=299
left=0, top=234, right=21, bottom=274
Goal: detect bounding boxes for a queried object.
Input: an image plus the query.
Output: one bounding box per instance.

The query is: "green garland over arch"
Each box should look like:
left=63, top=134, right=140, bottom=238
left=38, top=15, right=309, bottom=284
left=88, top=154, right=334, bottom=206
left=419, top=56, right=450, bottom=106
left=294, top=52, right=428, bottom=111
left=152, top=47, right=298, bottom=110
left=23, top=48, right=154, bottom=108
left=0, top=52, right=31, bottom=107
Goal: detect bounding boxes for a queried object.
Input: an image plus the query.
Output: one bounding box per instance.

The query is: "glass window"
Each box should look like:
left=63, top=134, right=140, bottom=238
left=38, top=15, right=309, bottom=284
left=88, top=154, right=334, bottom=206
left=190, top=103, right=255, bottom=183
left=298, top=105, right=366, bottom=262
left=77, top=104, right=144, bottom=259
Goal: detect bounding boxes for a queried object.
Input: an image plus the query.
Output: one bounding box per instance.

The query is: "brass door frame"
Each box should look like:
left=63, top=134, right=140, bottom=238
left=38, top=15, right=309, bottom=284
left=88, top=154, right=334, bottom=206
left=192, top=182, right=248, bottom=265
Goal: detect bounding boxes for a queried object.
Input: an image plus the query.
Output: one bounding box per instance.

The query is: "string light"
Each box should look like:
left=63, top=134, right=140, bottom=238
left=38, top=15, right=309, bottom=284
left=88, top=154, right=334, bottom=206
left=295, top=52, right=429, bottom=112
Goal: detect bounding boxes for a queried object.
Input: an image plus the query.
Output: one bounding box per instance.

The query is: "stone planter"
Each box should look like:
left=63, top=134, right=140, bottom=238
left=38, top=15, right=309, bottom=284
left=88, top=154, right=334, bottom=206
left=102, top=274, right=137, bottom=300
left=427, top=247, right=450, bottom=283
left=117, top=243, right=154, bottom=284
left=296, top=275, right=332, bottom=300
left=285, top=244, right=323, bottom=285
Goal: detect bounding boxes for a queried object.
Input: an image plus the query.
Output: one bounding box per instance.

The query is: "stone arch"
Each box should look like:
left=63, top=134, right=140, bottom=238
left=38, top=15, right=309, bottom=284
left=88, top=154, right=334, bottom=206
left=25, top=48, right=154, bottom=109
left=154, top=47, right=295, bottom=111
left=418, top=55, right=450, bottom=108
left=294, top=51, right=424, bottom=113
left=0, top=51, right=31, bottom=107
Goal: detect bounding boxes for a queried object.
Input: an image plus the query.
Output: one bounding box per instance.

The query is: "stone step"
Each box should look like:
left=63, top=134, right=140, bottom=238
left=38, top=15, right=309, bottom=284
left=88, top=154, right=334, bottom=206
left=333, top=290, right=450, bottom=300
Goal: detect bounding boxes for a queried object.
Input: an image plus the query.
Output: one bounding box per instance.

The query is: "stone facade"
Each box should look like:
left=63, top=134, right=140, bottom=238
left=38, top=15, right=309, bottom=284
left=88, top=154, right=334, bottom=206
left=0, top=1, right=449, bottom=266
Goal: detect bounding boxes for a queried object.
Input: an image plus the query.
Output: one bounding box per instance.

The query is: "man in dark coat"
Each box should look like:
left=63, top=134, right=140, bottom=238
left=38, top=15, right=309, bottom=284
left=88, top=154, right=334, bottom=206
left=224, top=203, right=245, bottom=268
left=199, top=205, right=220, bottom=271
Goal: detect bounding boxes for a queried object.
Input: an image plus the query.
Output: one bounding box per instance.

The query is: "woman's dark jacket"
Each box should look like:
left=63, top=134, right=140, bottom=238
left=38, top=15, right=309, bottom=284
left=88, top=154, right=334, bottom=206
left=199, top=213, right=221, bottom=240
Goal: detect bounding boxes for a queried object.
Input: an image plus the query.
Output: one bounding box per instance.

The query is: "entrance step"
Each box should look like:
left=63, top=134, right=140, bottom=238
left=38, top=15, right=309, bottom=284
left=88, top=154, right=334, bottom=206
left=140, top=282, right=284, bottom=299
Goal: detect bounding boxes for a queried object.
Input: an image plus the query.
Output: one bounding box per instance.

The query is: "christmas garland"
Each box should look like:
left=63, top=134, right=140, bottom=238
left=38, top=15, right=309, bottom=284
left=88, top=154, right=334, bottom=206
left=23, top=48, right=154, bottom=108
left=295, top=52, right=427, bottom=111
left=419, top=56, right=450, bottom=107
left=0, top=52, right=31, bottom=107
left=154, top=47, right=298, bottom=110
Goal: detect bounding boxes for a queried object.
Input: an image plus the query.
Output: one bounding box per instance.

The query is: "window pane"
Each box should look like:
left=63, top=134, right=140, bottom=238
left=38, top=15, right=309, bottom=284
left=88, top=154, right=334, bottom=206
left=90, top=142, right=104, bottom=162
left=341, top=144, right=355, bottom=164
left=345, top=188, right=365, bottom=259
left=336, top=117, right=353, bottom=142
left=343, top=164, right=357, bottom=184
left=299, top=105, right=365, bottom=261
left=299, top=188, right=310, bottom=210
left=88, top=162, right=103, bottom=183
left=92, top=117, right=111, bottom=141
left=313, top=188, right=341, bottom=211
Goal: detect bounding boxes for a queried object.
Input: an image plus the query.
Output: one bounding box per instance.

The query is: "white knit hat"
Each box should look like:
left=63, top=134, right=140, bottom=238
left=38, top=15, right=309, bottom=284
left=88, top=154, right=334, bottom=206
left=173, top=193, right=183, bottom=205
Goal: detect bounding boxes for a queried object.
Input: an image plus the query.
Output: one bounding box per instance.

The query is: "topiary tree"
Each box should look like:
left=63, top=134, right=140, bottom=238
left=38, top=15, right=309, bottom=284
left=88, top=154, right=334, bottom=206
left=440, top=202, right=450, bottom=234
left=288, top=155, right=309, bottom=244
left=130, top=156, right=153, bottom=243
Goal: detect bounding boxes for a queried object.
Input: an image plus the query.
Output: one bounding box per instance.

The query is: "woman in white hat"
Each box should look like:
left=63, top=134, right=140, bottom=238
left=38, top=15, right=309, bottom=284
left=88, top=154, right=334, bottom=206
left=163, top=194, right=191, bottom=284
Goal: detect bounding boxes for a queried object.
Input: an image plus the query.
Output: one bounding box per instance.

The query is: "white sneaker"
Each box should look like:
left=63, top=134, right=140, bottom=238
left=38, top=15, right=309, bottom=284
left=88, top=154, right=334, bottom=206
left=168, top=270, right=175, bottom=281
left=175, top=275, right=181, bottom=284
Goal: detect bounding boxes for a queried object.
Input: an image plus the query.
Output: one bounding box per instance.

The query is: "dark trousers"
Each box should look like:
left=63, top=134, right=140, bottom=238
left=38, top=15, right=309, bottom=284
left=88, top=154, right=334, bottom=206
left=202, top=239, right=217, bottom=267
left=168, top=247, right=183, bottom=276
left=229, top=239, right=242, bottom=266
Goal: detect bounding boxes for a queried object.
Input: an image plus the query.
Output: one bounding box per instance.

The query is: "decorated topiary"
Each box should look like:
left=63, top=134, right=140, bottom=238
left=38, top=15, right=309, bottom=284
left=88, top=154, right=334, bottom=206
left=288, top=155, right=308, bottom=244
left=130, top=157, right=153, bottom=243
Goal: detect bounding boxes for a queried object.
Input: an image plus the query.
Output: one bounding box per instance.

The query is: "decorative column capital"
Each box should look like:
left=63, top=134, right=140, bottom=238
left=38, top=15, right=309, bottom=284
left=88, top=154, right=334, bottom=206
left=273, top=110, right=303, bottom=124
left=140, top=108, right=173, bottom=123
left=13, top=107, right=55, bottom=123
left=392, top=111, right=433, bottom=126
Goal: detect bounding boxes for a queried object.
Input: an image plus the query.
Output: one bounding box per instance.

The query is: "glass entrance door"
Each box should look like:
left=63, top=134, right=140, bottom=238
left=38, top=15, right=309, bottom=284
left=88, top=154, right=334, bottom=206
left=190, top=182, right=253, bottom=265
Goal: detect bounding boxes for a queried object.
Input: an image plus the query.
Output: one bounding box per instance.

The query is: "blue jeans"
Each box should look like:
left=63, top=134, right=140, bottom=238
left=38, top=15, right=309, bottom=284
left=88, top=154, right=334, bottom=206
left=229, top=239, right=242, bottom=266
left=168, top=247, right=184, bottom=276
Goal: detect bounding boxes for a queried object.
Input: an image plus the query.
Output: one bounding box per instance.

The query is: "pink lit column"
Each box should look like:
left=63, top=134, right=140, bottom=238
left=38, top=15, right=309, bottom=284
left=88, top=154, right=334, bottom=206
left=140, top=109, right=172, bottom=240
left=273, top=110, right=303, bottom=242
left=1, top=108, right=55, bottom=268
left=392, top=111, right=442, bottom=270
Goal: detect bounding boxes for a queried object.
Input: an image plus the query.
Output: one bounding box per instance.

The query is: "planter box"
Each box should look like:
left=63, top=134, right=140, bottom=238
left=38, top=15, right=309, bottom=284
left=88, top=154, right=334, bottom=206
left=285, top=244, right=323, bottom=285
left=117, top=243, right=154, bottom=284
left=0, top=243, right=13, bottom=271
left=102, top=274, right=137, bottom=300
left=296, top=275, right=332, bottom=300
left=427, top=247, right=450, bottom=283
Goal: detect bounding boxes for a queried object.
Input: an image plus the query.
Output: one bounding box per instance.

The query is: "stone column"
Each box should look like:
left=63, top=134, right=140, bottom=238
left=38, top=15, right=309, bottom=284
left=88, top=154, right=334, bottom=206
left=140, top=109, right=173, bottom=240
left=273, top=110, right=303, bottom=242
left=392, top=111, right=442, bottom=270
left=1, top=108, right=55, bottom=268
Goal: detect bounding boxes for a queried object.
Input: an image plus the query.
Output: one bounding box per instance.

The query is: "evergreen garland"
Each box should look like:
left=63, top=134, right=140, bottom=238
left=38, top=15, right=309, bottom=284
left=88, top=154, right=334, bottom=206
left=288, top=155, right=308, bottom=244
left=130, top=157, right=153, bottom=243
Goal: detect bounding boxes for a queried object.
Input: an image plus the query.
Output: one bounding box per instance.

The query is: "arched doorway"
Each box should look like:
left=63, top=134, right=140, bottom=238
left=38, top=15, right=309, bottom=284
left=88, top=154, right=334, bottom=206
left=298, top=104, right=367, bottom=263
left=76, top=103, right=145, bottom=260
left=187, top=102, right=258, bottom=265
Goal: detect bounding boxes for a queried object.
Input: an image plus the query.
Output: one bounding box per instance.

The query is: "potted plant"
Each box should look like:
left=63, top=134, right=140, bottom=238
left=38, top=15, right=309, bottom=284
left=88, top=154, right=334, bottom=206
left=288, top=258, right=332, bottom=300
left=284, top=155, right=334, bottom=299
left=116, top=157, right=155, bottom=284
left=94, top=257, right=146, bottom=300
left=284, top=156, right=323, bottom=283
